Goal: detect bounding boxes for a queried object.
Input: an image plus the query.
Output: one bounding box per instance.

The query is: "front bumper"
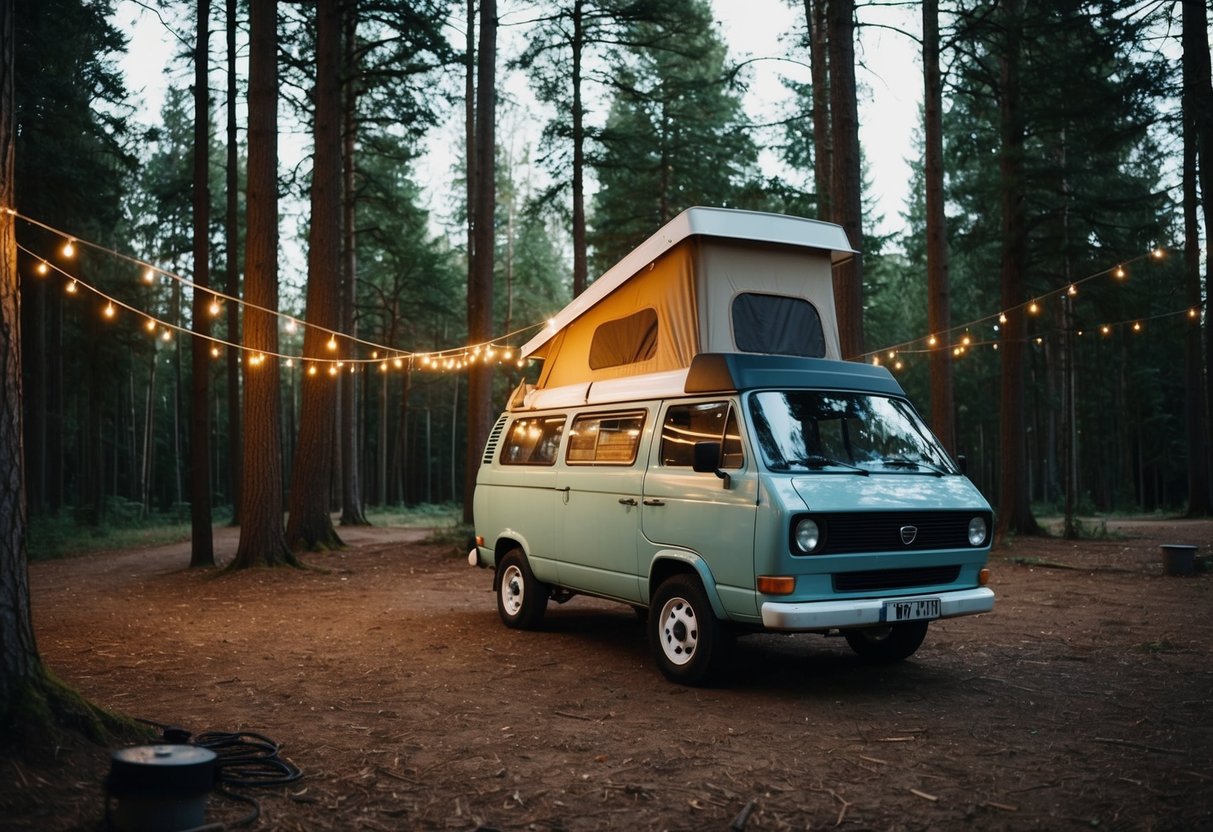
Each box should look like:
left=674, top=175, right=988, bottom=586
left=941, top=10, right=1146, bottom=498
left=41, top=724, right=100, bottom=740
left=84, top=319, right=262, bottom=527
left=760, top=587, right=994, bottom=631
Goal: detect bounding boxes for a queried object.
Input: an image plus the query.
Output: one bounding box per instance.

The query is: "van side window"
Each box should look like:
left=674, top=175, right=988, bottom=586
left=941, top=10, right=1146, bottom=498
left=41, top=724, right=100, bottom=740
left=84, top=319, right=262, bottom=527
left=567, top=412, right=646, bottom=464
left=660, top=402, right=745, bottom=469
left=500, top=415, right=566, bottom=465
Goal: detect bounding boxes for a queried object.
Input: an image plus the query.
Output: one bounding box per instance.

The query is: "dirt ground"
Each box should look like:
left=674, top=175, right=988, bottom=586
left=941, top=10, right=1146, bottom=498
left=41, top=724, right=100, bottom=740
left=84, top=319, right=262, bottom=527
left=3, top=517, right=1212, bottom=831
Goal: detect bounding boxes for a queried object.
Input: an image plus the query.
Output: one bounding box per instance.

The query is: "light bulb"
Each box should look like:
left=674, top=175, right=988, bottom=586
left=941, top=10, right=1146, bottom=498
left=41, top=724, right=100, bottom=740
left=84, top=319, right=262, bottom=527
left=65, top=280, right=78, bottom=294
left=103, top=303, right=115, bottom=319
left=209, top=297, right=221, bottom=316
left=36, top=261, right=48, bottom=276
left=143, top=268, right=156, bottom=283
left=327, top=334, right=338, bottom=351
left=62, top=239, right=75, bottom=257
left=210, top=346, right=220, bottom=358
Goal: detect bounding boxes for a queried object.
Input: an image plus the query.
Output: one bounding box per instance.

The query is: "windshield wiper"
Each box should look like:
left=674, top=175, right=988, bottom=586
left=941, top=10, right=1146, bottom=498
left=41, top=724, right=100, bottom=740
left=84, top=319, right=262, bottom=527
left=784, top=454, right=870, bottom=475
left=880, top=456, right=945, bottom=477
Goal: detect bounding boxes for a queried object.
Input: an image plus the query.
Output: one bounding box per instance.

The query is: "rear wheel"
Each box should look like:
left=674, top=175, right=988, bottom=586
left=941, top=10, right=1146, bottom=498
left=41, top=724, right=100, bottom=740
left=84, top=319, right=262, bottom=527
left=648, top=574, right=724, bottom=685
left=495, top=548, right=548, bottom=629
left=843, top=621, right=928, bottom=663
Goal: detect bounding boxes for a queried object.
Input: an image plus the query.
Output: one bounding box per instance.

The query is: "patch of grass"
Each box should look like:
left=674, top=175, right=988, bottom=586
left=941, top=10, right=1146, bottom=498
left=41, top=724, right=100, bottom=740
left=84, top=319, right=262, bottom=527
left=28, top=501, right=234, bottom=561
left=364, top=502, right=463, bottom=529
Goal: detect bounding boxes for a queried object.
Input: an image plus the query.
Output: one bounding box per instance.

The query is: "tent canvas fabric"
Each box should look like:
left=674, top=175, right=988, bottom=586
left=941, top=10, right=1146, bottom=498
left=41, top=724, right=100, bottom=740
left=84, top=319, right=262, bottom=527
left=521, top=207, right=855, bottom=404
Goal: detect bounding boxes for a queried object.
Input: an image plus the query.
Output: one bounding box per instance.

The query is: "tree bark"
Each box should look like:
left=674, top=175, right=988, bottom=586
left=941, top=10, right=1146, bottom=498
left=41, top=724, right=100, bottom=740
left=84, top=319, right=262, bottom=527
left=571, top=0, right=588, bottom=296
left=464, top=0, right=496, bottom=524
left=995, top=0, right=1040, bottom=541
left=1183, top=0, right=1212, bottom=515
left=0, top=0, right=38, bottom=721
left=340, top=0, right=368, bottom=526
left=826, top=0, right=864, bottom=359
left=286, top=0, right=345, bottom=551
left=232, top=0, right=298, bottom=569
left=806, top=0, right=830, bottom=220
left=224, top=0, right=242, bottom=523
left=923, top=0, right=954, bottom=456
left=190, top=0, right=215, bottom=567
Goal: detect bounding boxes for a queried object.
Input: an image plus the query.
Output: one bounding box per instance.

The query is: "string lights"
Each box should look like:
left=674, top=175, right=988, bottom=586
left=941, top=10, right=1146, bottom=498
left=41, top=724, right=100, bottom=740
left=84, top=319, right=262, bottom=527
left=12, top=210, right=539, bottom=374
left=11, top=210, right=1203, bottom=381
left=862, top=244, right=1201, bottom=370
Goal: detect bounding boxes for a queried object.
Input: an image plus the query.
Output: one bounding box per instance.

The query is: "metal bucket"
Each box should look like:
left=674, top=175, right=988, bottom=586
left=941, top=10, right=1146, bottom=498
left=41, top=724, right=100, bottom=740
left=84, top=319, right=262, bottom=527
left=106, top=745, right=217, bottom=832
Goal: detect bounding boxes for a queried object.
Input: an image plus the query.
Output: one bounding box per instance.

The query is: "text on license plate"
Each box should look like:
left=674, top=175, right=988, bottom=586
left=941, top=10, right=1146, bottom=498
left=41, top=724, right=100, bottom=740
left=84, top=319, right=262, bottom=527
left=883, top=598, right=941, bottom=622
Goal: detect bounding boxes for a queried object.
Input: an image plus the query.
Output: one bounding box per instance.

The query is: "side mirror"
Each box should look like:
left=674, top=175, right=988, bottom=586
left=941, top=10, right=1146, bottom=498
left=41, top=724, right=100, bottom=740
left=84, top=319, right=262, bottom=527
left=692, top=441, right=731, bottom=489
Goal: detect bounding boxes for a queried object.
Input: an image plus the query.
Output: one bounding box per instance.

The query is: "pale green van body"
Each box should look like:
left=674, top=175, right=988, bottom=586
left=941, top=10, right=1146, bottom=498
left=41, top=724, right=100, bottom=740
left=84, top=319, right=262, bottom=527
left=472, top=353, right=994, bottom=658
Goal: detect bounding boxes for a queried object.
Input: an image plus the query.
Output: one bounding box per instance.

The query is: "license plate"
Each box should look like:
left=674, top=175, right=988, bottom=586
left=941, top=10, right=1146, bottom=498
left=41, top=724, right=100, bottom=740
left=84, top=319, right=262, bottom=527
left=883, top=598, right=940, bottom=622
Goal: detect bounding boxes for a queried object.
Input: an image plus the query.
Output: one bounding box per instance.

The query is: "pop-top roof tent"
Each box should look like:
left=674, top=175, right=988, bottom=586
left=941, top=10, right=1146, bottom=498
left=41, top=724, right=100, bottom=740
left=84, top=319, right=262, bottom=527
left=511, top=207, right=856, bottom=411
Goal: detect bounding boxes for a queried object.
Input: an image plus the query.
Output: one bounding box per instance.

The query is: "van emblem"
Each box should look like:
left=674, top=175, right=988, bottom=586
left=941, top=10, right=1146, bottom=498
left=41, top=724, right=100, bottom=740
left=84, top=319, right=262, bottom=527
left=900, top=525, right=918, bottom=545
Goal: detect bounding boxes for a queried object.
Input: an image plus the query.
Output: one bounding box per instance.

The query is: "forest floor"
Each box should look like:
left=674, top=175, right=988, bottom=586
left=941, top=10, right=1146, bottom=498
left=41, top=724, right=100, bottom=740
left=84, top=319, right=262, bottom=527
left=3, top=516, right=1212, bottom=831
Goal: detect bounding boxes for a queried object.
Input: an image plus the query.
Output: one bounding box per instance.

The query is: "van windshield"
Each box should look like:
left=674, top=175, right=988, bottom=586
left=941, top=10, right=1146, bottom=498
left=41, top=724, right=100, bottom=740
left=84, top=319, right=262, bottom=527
left=748, top=390, right=958, bottom=475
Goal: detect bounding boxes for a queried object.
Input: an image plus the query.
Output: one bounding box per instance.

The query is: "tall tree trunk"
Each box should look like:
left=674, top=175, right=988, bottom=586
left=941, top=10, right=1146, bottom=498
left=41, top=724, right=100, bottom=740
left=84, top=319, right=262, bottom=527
left=826, top=0, right=864, bottom=359
left=463, top=0, right=496, bottom=524
left=224, top=0, right=241, bottom=523
left=994, top=0, right=1040, bottom=541
left=0, top=0, right=39, bottom=723
left=286, top=0, right=344, bottom=551
left=1183, top=0, right=1212, bottom=515
left=340, top=0, right=367, bottom=526
left=923, top=0, right=954, bottom=456
left=571, top=0, right=588, bottom=296
left=232, top=0, right=298, bottom=568
left=465, top=0, right=475, bottom=301
left=805, top=0, right=830, bottom=220
left=0, top=0, right=119, bottom=740
left=190, top=0, right=215, bottom=567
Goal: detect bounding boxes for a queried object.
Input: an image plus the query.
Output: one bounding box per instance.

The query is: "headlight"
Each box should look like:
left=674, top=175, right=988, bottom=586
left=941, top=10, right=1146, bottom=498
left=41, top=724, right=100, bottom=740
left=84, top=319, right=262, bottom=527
left=968, top=516, right=988, bottom=546
left=794, top=518, right=821, bottom=553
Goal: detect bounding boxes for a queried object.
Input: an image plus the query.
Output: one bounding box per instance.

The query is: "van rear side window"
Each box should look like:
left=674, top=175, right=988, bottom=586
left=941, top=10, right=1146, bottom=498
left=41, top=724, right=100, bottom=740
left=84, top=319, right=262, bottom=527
left=567, top=412, right=646, bottom=464
left=501, top=416, right=566, bottom=465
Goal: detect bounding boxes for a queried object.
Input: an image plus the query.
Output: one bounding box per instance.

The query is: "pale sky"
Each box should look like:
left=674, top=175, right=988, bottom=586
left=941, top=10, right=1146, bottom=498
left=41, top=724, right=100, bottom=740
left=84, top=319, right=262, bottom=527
left=113, top=0, right=923, bottom=272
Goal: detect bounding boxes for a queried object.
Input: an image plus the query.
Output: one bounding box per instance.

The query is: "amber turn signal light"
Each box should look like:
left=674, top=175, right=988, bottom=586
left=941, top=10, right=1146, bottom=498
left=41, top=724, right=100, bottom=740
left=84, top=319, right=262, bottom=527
left=978, top=568, right=991, bottom=586
left=475, top=535, right=485, bottom=547
left=757, top=576, right=795, bottom=595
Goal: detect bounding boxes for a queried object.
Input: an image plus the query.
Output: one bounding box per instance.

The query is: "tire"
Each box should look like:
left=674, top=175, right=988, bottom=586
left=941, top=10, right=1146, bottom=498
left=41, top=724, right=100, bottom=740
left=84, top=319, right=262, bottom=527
left=495, top=548, right=548, bottom=630
left=648, top=574, right=724, bottom=685
left=843, top=620, right=928, bottom=663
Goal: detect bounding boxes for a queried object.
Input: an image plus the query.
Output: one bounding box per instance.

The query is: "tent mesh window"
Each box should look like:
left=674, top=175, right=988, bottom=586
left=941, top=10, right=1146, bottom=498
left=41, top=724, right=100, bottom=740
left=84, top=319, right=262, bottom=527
left=588, top=308, right=659, bottom=370
left=731, top=293, right=825, bottom=357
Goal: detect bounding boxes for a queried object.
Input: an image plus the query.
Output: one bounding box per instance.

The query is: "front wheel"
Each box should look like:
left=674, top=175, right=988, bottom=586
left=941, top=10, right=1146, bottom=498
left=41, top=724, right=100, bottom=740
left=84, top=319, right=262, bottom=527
left=495, top=548, right=548, bottom=630
left=648, top=575, right=724, bottom=685
left=843, top=620, right=928, bottom=663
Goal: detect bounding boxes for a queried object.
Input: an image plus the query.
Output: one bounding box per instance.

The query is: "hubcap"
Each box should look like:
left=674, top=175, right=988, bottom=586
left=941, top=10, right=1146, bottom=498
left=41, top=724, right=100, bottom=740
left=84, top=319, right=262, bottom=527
left=501, top=564, right=524, bottom=617
left=658, top=596, right=698, bottom=666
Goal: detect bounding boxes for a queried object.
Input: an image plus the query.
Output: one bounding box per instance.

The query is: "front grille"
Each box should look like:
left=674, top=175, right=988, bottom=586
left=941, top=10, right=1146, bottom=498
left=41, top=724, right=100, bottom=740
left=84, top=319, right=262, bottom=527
left=833, top=565, right=961, bottom=592
left=803, top=511, right=990, bottom=555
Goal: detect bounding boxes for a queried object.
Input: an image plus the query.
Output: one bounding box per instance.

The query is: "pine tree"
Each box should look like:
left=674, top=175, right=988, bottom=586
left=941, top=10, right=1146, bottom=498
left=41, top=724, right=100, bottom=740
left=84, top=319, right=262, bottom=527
left=588, top=0, right=761, bottom=273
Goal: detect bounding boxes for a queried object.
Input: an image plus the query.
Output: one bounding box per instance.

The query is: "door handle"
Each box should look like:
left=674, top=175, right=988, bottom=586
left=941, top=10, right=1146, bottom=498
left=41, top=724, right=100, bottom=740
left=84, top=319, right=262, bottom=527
left=618, top=497, right=638, bottom=506
left=557, top=486, right=571, bottom=504
left=642, top=499, right=665, bottom=507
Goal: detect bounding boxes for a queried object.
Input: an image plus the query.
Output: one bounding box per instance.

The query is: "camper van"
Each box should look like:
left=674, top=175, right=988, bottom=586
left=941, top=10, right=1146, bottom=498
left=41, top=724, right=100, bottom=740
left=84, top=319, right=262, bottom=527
left=471, top=208, right=994, bottom=685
